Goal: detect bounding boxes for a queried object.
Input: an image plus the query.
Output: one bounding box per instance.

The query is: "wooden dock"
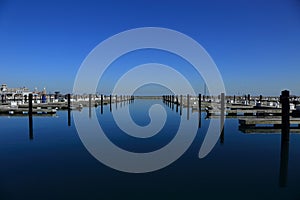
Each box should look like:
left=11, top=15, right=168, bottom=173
left=206, top=108, right=283, bottom=116
left=239, top=126, right=300, bottom=134
left=238, top=117, right=300, bottom=128
left=0, top=107, right=56, bottom=115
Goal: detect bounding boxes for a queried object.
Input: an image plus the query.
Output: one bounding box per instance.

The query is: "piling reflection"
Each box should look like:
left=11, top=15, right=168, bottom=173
left=68, top=108, right=72, bottom=126
left=187, top=95, right=190, bottom=120
left=198, top=111, right=201, bottom=128
left=279, top=138, right=289, bottom=187
left=28, top=114, right=33, bottom=140
left=220, top=93, right=225, bottom=144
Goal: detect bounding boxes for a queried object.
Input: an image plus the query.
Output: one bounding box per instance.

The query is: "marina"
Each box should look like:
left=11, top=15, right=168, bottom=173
left=1, top=84, right=300, bottom=199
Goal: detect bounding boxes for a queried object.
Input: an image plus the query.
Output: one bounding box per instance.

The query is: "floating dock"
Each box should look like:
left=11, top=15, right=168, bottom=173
left=0, top=107, right=56, bottom=115
left=206, top=108, right=284, bottom=116
left=238, top=117, right=300, bottom=128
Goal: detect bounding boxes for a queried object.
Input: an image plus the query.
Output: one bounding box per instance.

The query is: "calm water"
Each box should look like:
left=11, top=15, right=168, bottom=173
left=0, top=99, right=300, bottom=199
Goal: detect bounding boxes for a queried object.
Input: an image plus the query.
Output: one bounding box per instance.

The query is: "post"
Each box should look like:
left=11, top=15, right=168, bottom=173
left=247, top=94, right=251, bottom=105
left=187, top=94, right=190, bottom=120
left=281, top=90, right=290, bottom=142
left=198, top=94, right=202, bottom=128
left=29, top=94, right=33, bottom=115
left=1, top=94, right=4, bottom=103
left=110, top=94, right=112, bottom=112
left=180, top=95, right=183, bottom=116
left=176, top=95, right=178, bottom=113
left=101, top=94, right=103, bottom=114
left=28, top=93, right=33, bottom=140
left=259, top=95, right=263, bottom=102
left=233, top=95, right=236, bottom=103
left=67, top=94, right=71, bottom=126
left=115, top=95, right=118, bottom=110
left=88, top=94, right=92, bottom=108
left=172, top=95, right=174, bottom=110
left=198, top=94, right=201, bottom=112
left=220, top=93, right=225, bottom=144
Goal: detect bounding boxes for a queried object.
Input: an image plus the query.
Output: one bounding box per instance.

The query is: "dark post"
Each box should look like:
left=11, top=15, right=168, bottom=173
left=187, top=94, right=190, bottom=120
left=220, top=93, right=225, bottom=144
left=247, top=94, right=251, bottom=105
left=176, top=95, right=178, bottom=113
left=88, top=94, right=92, bottom=108
left=180, top=95, right=183, bottom=116
left=259, top=95, right=263, bottom=102
left=28, top=93, right=33, bottom=140
left=198, top=94, right=202, bottom=128
left=1, top=94, right=4, bottom=103
left=233, top=95, right=236, bottom=103
left=172, top=95, right=174, bottom=110
left=115, top=95, right=118, bottom=110
left=101, top=94, right=103, bottom=114
left=198, top=94, right=201, bottom=112
left=67, top=94, right=71, bottom=109
left=110, top=95, right=112, bottom=112
left=67, top=94, right=71, bottom=126
left=29, top=94, right=33, bottom=115
left=281, top=90, right=290, bottom=142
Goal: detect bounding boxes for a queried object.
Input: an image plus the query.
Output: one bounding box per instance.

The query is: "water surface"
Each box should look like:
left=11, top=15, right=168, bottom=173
left=0, top=99, right=299, bottom=199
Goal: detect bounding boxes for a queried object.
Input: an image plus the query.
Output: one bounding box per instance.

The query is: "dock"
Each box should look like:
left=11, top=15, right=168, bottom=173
left=206, top=108, right=284, bottom=116
left=238, top=117, right=300, bottom=128
left=0, top=106, right=57, bottom=115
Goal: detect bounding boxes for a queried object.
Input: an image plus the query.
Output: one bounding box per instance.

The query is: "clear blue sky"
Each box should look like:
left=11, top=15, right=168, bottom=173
left=0, top=0, right=300, bottom=95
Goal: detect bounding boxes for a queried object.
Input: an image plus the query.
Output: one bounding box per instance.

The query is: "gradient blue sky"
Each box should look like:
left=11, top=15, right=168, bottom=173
left=0, top=0, right=300, bottom=95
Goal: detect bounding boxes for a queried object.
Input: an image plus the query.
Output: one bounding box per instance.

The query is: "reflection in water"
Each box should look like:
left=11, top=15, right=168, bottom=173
left=89, top=106, right=92, bottom=118
left=198, top=111, right=201, bottom=128
left=220, top=124, right=224, bottom=144
left=3, top=98, right=300, bottom=199
left=279, top=127, right=290, bottom=187
left=28, top=114, right=33, bottom=140
left=180, top=95, right=182, bottom=116
left=219, top=93, right=225, bottom=144
left=68, top=109, right=72, bottom=126
left=279, top=140, right=289, bottom=187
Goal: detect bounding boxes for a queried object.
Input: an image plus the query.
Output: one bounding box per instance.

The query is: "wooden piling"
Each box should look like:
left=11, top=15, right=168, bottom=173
left=101, top=94, right=103, bottom=114
left=110, top=95, right=112, bottom=112
left=88, top=94, right=91, bottom=108
left=220, top=93, right=225, bottom=143
left=247, top=94, right=251, bottom=105
left=115, top=95, right=118, bottom=110
left=28, top=94, right=33, bottom=115
left=28, top=93, right=33, bottom=140
left=176, top=95, right=178, bottom=113
left=68, top=94, right=71, bottom=126
left=281, top=90, right=290, bottom=142
left=172, top=95, right=174, bottom=110
left=187, top=94, right=190, bottom=120
left=198, top=94, right=201, bottom=111
left=198, top=94, right=202, bottom=128
left=180, top=95, right=183, bottom=116
left=259, top=95, right=263, bottom=102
